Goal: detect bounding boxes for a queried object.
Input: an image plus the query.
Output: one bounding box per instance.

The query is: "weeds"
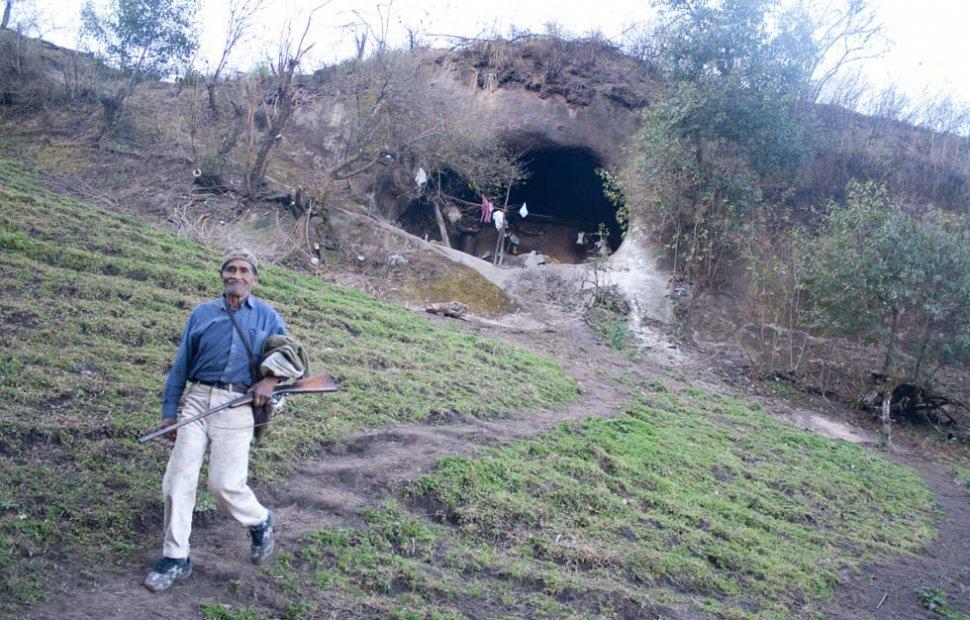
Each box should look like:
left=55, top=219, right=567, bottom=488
left=584, top=287, right=631, bottom=351
left=956, top=466, right=970, bottom=495
left=917, top=587, right=969, bottom=620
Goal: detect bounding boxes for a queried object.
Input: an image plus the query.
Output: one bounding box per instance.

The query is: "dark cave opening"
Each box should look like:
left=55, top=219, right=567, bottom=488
left=505, top=146, right=622, bottom=264
left=399, top=146, right=623, bottom=265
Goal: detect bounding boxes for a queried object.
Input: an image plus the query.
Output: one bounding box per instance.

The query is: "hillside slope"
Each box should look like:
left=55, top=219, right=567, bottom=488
left=0, top=158, right=579, bottom=609
left=196, top=385, right=936, bottom=618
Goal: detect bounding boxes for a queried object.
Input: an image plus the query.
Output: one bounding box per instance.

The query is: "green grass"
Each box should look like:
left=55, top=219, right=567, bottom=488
left=917, top=587, right=970, bottom=620
left=258, top=383, right=935, bottom=619
left=585, top=291, right=631, bottom=352
left=0, top=158, right=579, bottom=609
left=956, top=466, right=970, bottom=495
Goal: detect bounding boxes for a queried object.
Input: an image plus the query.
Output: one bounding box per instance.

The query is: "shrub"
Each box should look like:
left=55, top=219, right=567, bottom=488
left=801, top=180, right=970, bottom=380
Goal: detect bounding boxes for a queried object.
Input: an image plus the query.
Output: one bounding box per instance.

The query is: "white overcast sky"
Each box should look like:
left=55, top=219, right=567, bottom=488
left=20, top=0, right=970, bottom=107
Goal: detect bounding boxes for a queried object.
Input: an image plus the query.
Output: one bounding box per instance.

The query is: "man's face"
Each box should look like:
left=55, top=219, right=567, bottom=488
left=222, top=259, right=257, bottom=298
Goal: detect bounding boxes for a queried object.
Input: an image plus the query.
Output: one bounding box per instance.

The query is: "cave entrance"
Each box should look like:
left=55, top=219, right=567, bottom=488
left=398, top=146, right=623, bottom=266
left=504, top=146, right=622, bottom=264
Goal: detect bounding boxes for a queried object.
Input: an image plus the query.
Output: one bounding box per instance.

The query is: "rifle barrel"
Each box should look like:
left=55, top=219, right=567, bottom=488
left=137, top=373, right=340, bottom=444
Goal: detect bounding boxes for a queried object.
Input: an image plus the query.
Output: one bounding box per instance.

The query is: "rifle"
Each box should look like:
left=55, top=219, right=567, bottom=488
left=138, top=373, right=340, bottom=443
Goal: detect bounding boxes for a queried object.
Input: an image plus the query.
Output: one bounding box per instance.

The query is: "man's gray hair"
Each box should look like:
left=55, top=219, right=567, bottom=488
left=220, top=249, right=259, bottom=275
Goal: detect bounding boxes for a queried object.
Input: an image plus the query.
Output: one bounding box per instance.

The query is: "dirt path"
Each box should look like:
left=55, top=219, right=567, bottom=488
left=822, top=446, right=970, bottom=619
left=22, top=307, right=970, bottom=619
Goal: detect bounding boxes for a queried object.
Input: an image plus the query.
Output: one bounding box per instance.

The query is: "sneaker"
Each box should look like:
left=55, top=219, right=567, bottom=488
left=143, top=557, right=191, bottom=592
left=250, top=510, right=275, bottom=564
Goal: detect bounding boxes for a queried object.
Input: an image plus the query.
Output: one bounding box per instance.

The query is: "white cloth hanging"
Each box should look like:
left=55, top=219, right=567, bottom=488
left=414, top=167, right=428, bottom=188
left=493, top=210, right=505, bottom=230
left=518, top=202, right=529, bottom=218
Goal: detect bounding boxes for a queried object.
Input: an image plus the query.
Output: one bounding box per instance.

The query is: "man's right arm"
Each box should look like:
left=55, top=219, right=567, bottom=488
left=161, top=312, right=198, bottom=420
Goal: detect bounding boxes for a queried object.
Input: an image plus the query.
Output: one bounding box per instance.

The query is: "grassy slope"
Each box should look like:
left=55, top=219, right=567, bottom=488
left=251, top=384, right=935, bottom=619
left=0, top=158, right=579, bottom=608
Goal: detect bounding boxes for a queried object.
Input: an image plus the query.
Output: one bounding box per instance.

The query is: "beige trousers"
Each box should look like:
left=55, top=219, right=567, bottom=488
left=161, top=384, right=268, bottom=559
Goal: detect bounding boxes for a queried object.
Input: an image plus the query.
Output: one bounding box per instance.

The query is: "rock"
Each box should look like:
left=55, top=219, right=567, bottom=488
left=522, top=251, right=549, bottom=268
left=425, top=301, right=469, bottom=319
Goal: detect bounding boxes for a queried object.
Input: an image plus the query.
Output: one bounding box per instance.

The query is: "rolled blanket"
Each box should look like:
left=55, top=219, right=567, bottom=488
left=259, top=335, right=309, bottom=380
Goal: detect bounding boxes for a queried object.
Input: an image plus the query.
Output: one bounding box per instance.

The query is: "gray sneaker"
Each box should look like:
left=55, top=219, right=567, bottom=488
left=250, top=510, right=275, bottom=564
left=143, top=557, right=191, bottom=592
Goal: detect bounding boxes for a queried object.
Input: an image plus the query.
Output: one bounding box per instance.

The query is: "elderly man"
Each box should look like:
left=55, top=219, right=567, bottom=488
left=144, top=250, right=285, bottom=592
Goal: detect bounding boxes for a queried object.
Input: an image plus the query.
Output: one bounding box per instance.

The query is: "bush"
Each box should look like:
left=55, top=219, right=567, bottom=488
left=801, top=180, right=970, bottom=380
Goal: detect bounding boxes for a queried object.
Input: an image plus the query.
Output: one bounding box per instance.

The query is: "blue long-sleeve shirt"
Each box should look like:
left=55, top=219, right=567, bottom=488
left=161, top=295, right=287, bottom=419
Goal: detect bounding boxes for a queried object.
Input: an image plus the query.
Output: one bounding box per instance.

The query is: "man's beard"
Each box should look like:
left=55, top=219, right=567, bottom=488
left=225, top=282, right=248, bottom=296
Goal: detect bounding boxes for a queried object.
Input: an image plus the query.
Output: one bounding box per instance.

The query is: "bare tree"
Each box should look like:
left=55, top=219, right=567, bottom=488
left=816, top=65, right=869, bottom=110
left=245, top=4, right=324, bottom=193
left=352, top=26, right=367, bottom=61
left=804, top=0, right=886, bottom=102
left=2, top=0, right=14, bottom=29
left=206, top=0, right=263, bottom=117
left=2, top=0, right=48, bottom=36
left=866, top=83, right=916, bottom=123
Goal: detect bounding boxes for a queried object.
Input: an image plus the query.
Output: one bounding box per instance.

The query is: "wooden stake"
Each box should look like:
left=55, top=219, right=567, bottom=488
left=881, top=386, right=893, bottom=449
left=494, top=180, right=513, bottom=266
left=432, top=197, right=451, bottom=248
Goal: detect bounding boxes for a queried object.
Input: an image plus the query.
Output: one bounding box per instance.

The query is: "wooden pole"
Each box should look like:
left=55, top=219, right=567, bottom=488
left=432, top=197, right=452, bottom=248
left=492, top=215, right=504, bottom=265
left=431, top=172, right=451, bottom=248
left=495, top=180, right=513, bottom=266
left=880, top=386, right=894, bottom=449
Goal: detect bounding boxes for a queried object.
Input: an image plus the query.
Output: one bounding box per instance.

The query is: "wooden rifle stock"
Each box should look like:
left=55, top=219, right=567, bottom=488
left=138, top=373, right=340, bottom=443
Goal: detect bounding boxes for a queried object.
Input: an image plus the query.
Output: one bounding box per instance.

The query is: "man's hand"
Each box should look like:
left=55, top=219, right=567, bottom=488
left=248, top=376, right=279, bottom=406
left=161, top=418, right=177, bottom=443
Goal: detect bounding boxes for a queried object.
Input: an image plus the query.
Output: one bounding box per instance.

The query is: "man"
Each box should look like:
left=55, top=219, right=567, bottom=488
left=144, top=249, right=285, bottom=592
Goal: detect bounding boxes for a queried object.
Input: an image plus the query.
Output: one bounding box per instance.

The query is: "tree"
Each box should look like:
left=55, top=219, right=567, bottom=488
left=629, top=0, right=813, bottom=325
left=796, top=0, right=885, bottom=103
left=80, top=0, right=199, bottom=134
left=2, top=0, right=14, bottom=29
left=802, top=181, right=970, bottom=380
left=244, top=6, right=321, bottom=193
left=205, top=0, right=263, bottom=118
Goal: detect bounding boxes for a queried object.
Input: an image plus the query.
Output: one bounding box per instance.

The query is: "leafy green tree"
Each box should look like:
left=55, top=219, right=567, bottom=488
left=802, top=180, right=970, bottom=380
left=81, top=0, right=198, bottom=132
left=631, top=0, right=814, bottom=306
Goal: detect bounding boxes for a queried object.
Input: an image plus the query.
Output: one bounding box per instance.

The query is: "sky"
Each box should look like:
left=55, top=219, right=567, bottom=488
left=18, top=0, right=970, bottom=111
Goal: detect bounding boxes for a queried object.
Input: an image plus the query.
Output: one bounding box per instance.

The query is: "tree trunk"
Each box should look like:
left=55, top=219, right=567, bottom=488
left=2, top=0, right=12, bottom=30
left=881, top=310, right=900, bottom=376
left=431, top=198, right=451, bottom=248
left=911, top=319, right=933, bottom=382
left=97, top=87, right=128, bottom=138
left=207, top=82, right=220, bottom=118
left=880, top=386, right=893, bottom=449
left=248, top=113, right=288, bottom=192
left=218, top=118, right=241, bottom=156
left=492, top=220, right=504, bottom=265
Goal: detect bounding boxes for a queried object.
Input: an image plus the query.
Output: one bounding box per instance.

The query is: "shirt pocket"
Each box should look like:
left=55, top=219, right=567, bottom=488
left=248, top=327, right=269, bottom=357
